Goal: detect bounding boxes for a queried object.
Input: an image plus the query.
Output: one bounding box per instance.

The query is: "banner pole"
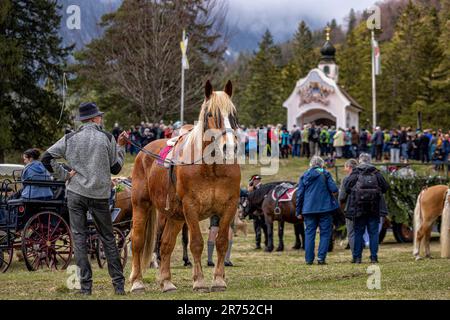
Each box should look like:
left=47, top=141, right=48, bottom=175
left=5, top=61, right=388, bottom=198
left=371, top=30, right=377, bottom=129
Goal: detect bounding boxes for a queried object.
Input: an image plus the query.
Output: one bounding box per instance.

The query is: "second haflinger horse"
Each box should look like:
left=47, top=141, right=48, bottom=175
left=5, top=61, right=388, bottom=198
left=413, top=185, right=450, bottom=260
left=130, top=80, right=241, bottom=293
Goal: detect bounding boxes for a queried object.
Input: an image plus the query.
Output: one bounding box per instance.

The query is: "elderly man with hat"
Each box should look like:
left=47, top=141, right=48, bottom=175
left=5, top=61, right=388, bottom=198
left=42, top=102, right=128, bottom=295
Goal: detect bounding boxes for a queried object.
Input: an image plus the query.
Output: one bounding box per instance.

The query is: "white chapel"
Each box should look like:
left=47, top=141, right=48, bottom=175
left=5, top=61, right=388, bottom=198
left=283, top=28, right=362, bottom=130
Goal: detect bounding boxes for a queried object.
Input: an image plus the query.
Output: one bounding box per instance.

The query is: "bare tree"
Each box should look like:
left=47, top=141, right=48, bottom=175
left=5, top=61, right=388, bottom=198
left=76, top=0, right=229, bottom=122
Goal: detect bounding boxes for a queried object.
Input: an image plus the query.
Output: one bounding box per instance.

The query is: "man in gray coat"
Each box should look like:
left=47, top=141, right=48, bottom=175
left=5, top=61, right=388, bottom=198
left=42, top=102, right=128, bottom=295
left=338, top=159, right=358, bottom=252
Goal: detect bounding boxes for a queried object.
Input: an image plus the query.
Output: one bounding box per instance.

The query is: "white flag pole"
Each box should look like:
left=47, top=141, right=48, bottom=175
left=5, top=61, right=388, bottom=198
left=371, top=30, right=377, bottom=129
left=180, top=30, right=185, bottom=125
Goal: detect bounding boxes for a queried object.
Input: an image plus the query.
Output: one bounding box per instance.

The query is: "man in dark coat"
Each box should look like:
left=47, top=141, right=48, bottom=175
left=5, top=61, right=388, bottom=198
left=343, top=153, right=389, bottom=264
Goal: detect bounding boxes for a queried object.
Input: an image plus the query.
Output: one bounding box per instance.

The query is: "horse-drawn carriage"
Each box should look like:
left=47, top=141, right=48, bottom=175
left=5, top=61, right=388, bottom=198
left=0, top=165, right=130, bottom=273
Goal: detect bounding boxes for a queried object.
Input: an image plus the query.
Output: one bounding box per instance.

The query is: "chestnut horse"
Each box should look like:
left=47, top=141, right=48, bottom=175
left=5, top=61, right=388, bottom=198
left=130, top=81, right=241, bottom=293
left=413, top=185, right=450, bottom=260
left=111, top=178, right=191, bottom=267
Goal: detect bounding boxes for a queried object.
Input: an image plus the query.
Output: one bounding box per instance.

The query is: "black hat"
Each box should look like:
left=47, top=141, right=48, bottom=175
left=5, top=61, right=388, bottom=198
left=249, top=175, right=262, bottom=182
left=76, top=102, right=104, bottom=121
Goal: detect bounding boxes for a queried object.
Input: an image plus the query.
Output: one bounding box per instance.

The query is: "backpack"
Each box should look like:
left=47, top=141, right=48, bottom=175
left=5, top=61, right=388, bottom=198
left=320, top=131, right=328, bottom=144
left=311, top=128, right=319, bottom=141
left=352, top=170, right=380, bottom=217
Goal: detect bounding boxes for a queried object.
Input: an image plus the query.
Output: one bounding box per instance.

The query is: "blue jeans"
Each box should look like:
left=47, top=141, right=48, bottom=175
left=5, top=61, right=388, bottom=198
left=353, top=215, right=380, bottom=260
left=401, top=143, right=408, bottom=160
left=293, top=144, right=301, bottom=157
left=303, top=212, right=333, bottom=263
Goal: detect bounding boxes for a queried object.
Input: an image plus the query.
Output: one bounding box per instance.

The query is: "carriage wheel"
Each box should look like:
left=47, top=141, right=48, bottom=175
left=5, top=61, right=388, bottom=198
left=392, top=222, right=413, bottom=243
left=96, top=227, right=127, bottom=269
left=22, top=211, right=73, bottom=271
left=0, top=231, right=13, bottom=273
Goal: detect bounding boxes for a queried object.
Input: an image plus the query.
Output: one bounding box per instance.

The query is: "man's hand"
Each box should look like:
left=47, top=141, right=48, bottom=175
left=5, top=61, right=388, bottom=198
left=69, top=170, right=77, bottom=179
left=118, top=131, right=129, bottom=147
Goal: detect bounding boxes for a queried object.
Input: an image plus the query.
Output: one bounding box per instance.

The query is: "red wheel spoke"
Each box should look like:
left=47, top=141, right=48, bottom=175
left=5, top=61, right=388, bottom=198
left=47, top=214, right=51, bottom=240
left=49, top=219, right=62, bottom=239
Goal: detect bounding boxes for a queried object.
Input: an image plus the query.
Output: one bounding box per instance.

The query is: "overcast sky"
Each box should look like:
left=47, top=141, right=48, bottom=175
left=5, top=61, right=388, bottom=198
left=226, top=0, right=377, bottom=40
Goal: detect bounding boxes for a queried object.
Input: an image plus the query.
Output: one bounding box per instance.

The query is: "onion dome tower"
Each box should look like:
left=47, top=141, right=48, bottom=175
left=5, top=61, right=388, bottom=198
left=318, top=26, right=339, bottom=83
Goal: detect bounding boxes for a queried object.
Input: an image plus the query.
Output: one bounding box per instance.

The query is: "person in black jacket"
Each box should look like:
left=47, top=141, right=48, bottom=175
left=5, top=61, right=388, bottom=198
left=419, top=132, right=430, bottom=163
left=343, top=153, right=389, bottom=264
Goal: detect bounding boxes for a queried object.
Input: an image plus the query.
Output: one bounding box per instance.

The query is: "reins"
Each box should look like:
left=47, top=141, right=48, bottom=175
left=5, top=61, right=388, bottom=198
left=124, top=128, right=236, bottom=167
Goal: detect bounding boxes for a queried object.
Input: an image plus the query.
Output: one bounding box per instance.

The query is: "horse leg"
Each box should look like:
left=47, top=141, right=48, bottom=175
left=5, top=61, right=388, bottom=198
left=424, top=224, right=434, bottom=258
left=152, top=214, right=165, bottom=269
left=129, top=200, right=151, bottom=292
left=212, top=208, right=235, bottom=292
left=276, top=220, right=284, bottom=252
left=328, top=227, right=335, bottom=252
left=293, top=223, right=302, bottom=250
left=261, top=216, right=269, bottom=248
left=182, top=223, right=192, bottom=266
left=415, top=226, right=425, bottom=260
left=265, top=215, right=274, bottom=252
left=183, top=207, right=208, bottom=292
left=159, top=218, right=184, bottom=292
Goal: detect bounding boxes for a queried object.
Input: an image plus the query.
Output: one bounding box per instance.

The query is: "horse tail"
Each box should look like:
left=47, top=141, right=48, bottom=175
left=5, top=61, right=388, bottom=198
left=441, top=189, right=450, bottom=258
left=141, top=208, right=158, bottom=273
left=413, top=189, right=423, bottom=255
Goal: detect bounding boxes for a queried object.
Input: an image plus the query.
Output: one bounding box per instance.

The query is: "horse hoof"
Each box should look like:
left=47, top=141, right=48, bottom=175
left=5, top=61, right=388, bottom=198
left=184, top=261, right=192, bottom=267
left=265, top=247, right=274, bottom=253
left=292, top=244, right=301, bottom=250
left=276, top=246, right=284, bottom=252
left=193, top=280, right=209, bottom=293
left=161, top=281, right=177, bottom=293
left=130, top=280, right=146, bottom=293
left=415, top=256, right=422, bottom=261
left=211, top=278, right=227, bottom=292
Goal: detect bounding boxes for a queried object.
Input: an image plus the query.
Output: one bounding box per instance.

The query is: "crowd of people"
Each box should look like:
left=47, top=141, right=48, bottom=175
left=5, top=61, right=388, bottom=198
left=104, top=121, right=450, bottom=167
left=265, top=123, right=450, bottom=165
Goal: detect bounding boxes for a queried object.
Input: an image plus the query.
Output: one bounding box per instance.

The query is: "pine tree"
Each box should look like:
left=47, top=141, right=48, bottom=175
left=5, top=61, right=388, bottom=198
left=0, top=0, right=71, bottom=161
left=381, top=1, right=443, bottom=127
left=240, top=30, right=285, bottom=126
left=291, top=21, right=317, bottom=78
left=427, top=0, right=450, bottom=128
left=337, top=22, right=372, bottom=125
left=347, top=8, right=357, bottom=33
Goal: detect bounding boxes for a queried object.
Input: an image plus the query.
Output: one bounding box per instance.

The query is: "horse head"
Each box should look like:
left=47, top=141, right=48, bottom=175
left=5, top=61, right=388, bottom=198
left=187, top=80, right=239, bottom=163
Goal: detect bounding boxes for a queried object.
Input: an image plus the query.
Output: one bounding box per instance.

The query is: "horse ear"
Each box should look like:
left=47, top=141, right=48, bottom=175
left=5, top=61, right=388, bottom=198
left=205, top=80, right=213, bottom=100
left=224, top=80, right=233, bottom=97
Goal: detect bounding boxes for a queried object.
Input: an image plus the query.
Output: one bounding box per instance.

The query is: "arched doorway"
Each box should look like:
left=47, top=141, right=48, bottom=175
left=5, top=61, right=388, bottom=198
left=314, top=118, right=335, bottom=127
left=297, top=109, right=336, bottom=128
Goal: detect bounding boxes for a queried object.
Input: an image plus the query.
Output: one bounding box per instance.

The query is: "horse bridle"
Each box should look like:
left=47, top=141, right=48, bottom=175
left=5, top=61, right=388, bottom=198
left=124, top=127, right=238, bottom=167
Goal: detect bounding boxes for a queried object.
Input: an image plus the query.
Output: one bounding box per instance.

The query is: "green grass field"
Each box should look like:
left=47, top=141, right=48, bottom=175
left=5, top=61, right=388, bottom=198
left=1, top=155, right=449, bottom=300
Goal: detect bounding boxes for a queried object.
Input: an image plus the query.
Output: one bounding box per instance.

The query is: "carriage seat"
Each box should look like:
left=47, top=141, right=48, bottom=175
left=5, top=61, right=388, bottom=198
left=271, top=183, right=297, bottom=202
left=6, top=198, right=65, bottom=207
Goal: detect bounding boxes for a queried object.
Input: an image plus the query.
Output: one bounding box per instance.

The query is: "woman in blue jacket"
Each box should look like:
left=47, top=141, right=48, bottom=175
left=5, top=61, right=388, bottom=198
left=296, top=156, right=339, bottom=265
left=21, top=149, right=53, bottom=200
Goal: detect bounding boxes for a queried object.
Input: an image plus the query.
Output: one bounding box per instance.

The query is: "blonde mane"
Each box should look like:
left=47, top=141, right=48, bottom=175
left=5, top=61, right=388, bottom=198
left=186, top=91, right=237, bottom=146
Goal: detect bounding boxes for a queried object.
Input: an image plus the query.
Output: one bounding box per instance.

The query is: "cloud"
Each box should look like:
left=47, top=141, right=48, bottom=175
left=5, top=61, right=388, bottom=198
left=226, top=0, right=376, bottom=40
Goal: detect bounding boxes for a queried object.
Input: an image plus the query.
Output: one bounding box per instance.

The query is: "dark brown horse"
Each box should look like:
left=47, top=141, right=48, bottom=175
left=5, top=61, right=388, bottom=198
left=241, top=181, right=304, bottom=251
left=261, top=186, right=305, bottom=252
left=261, top=182, right=345, bottom=253
left=130, top=81, right=241, bottom=293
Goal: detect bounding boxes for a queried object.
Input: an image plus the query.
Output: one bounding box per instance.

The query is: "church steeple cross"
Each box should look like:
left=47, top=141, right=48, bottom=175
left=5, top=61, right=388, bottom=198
left=325, top=26, right=331, bottom=41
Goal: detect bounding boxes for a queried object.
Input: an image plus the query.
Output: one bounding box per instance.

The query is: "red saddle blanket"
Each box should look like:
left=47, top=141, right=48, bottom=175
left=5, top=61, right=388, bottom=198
left=271, top=187, right=297, bottom=202
left=157, top=145, right=173, bottom=167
